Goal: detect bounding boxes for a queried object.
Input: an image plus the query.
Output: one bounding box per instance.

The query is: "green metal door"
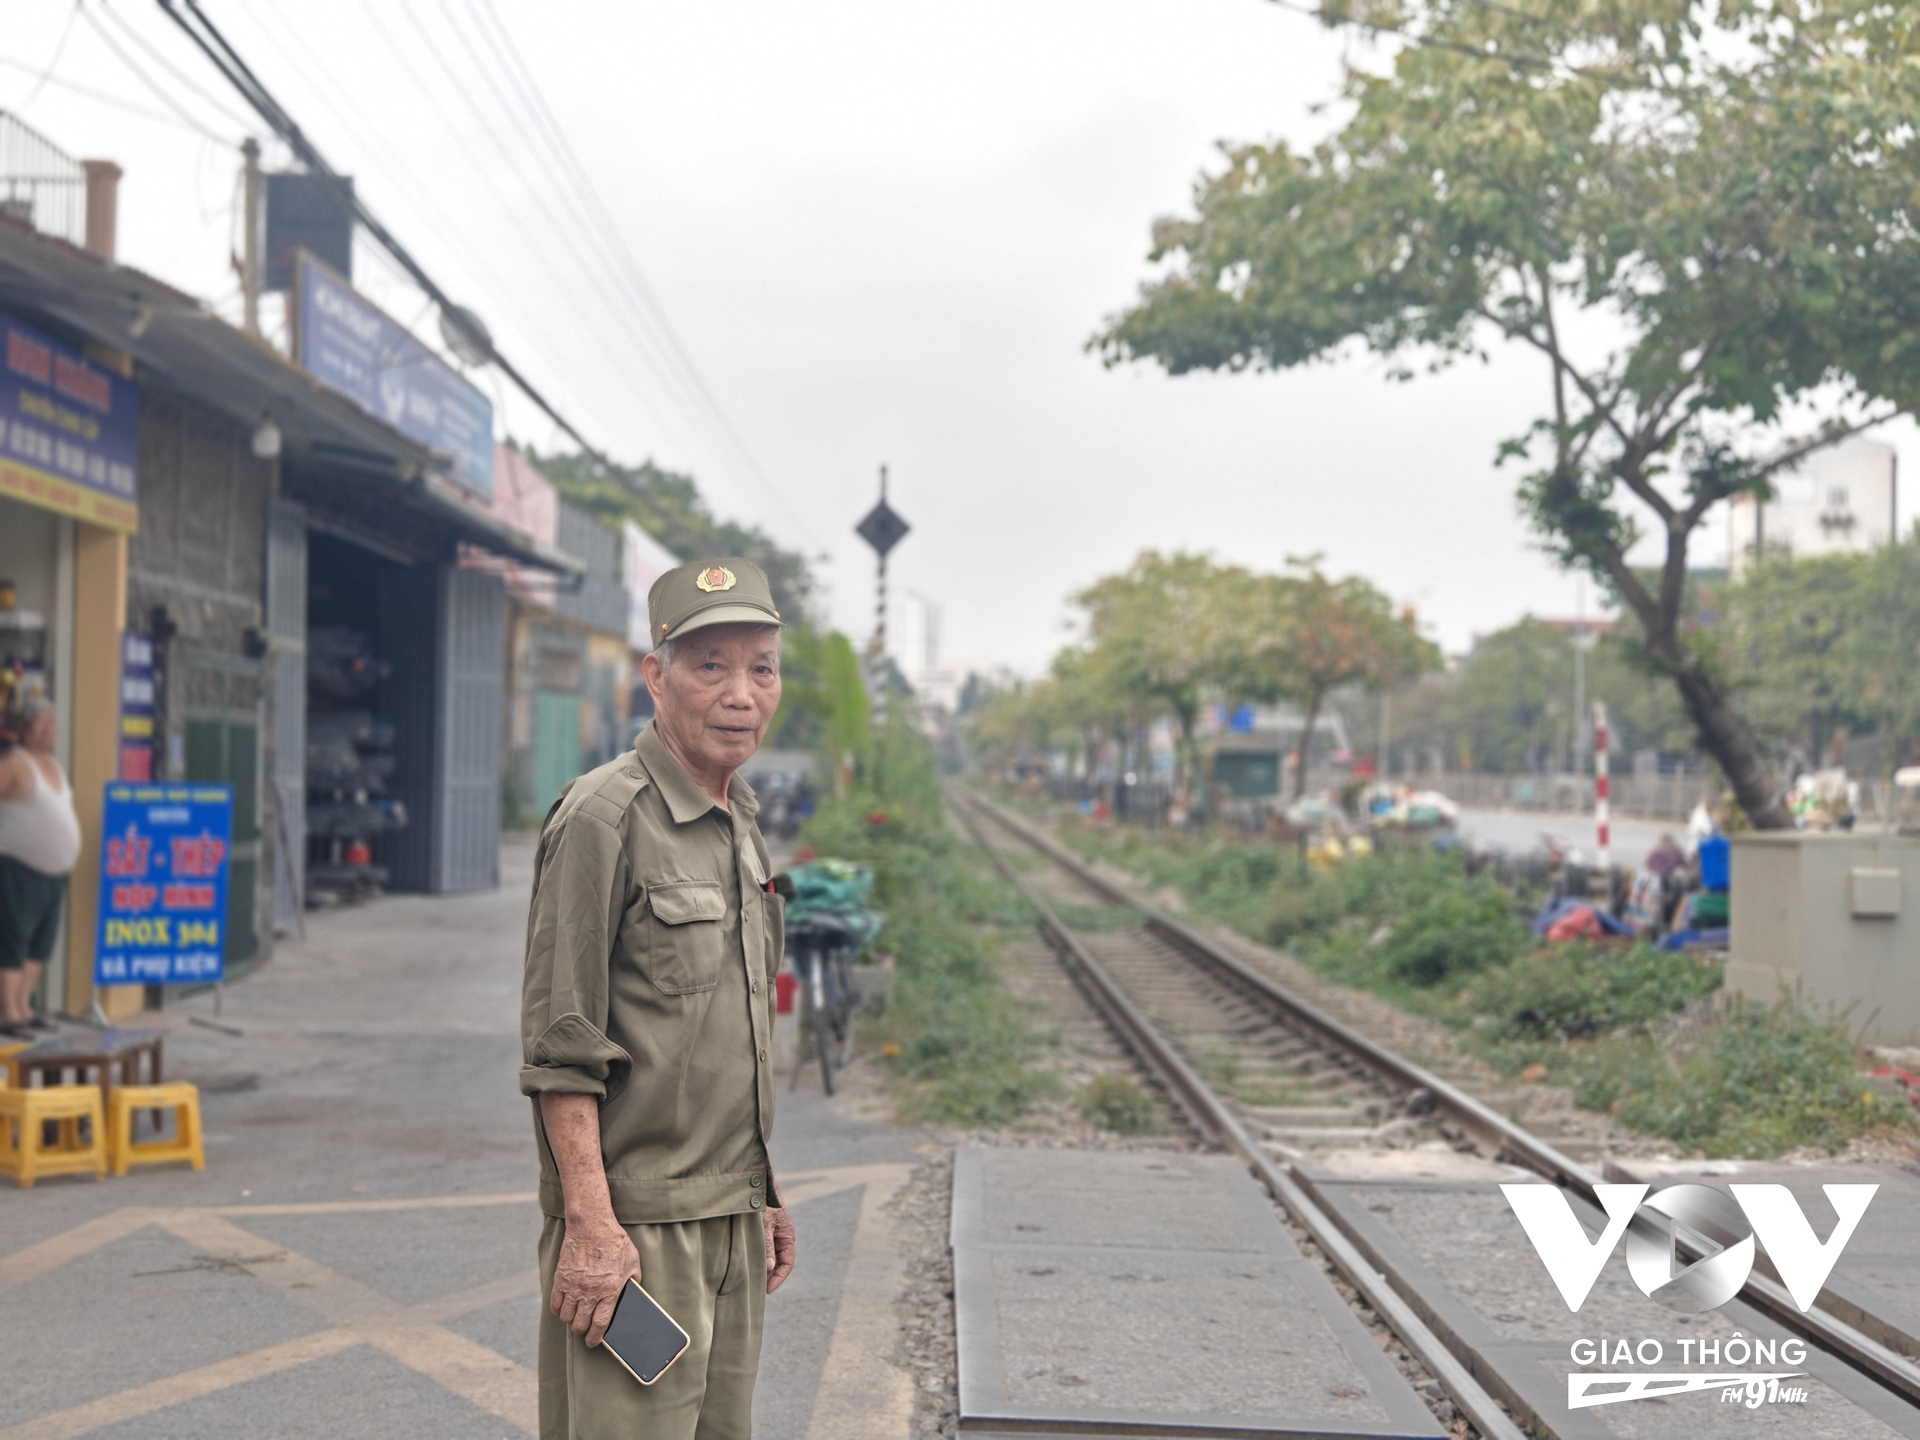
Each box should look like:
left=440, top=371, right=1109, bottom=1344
left=533, top=689, right=582, bottom=813
left=181, top=648, right=262, bottom=974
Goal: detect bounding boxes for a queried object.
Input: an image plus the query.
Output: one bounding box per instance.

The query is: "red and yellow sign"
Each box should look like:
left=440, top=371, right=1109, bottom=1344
left=0, top=454, right=138, bottom=532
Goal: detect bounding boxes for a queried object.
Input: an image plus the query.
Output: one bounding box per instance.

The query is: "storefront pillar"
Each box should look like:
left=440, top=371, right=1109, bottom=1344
left=62, top=521, right=135, bottom=1018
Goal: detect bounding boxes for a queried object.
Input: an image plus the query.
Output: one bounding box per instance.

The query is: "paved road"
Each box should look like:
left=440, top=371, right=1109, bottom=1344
left=1452, top=805, right=1686, bottom=870
left=0, top=833, right=926, bottom=1440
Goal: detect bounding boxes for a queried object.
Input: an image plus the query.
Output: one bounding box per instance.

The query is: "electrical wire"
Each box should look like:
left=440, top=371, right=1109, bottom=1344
left=95, top=0, right=255, bottom=130
left=155, top=0, right=632, bottom=495
left=375, top=0, right=698, bottom=449
left=417, top=0, right=711, bottom=438
left=0, top=56, right=209, bottom=132
left=414, top=0, right=813, bottom=539
left=464, top=0, right=814, bottom=539
left=240, top=0, right=649, bottom=435
left=14, top=2, right=82, bottom=112
left=449, top=0, right=734, bottom=429
left=81, top=2, right=235, bottom=141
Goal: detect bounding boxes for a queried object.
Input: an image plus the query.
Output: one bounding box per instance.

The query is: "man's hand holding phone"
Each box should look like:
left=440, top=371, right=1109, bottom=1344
left=551, top=1217, right=642, bottom=1348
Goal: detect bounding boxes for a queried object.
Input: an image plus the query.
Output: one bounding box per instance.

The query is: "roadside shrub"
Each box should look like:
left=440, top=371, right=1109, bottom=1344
left=1031, top=798, right=1907, bottom=1158
left=1462, top=944, right=1723, bottom=1042
left=1573, top=1000, right=1909, bottom=1156
left=1265, top=847, right=1470, bottom=951
left=1074, top=1073, right=1158, bottom=1134
left=1376, top=881, right=1525, bottom=986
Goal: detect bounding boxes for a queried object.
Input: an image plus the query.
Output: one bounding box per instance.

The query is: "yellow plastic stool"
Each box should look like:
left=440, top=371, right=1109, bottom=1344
left=107, top=1081, right=204, bottom=1177
left=0, top=1084, right=106, bottom=1188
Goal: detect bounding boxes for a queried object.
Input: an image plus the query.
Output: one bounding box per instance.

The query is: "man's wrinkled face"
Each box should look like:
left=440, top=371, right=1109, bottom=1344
left=645, top=624, right=781, bottom=778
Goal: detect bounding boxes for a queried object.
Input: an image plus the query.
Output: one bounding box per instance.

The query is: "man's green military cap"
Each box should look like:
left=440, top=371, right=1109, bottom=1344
left=647, top=557, right=783, bottom=646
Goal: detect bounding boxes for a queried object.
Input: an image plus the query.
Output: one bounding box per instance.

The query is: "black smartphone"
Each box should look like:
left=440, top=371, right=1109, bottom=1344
left=600, top=1278, right=690, bottom=1386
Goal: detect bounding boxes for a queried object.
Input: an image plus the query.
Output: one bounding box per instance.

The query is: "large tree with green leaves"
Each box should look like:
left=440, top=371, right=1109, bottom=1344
left=1725, top=540, right=1920, bottom=769
left=1070, top=550, right=1248, bottom=798
left=1096, top=0, right=1920, bottom=827
left=524, top=444, right=815, bottom=624
left=1387, top=616, right=1690, bottom=773
left=1232, top=562, right=1437, bottom=795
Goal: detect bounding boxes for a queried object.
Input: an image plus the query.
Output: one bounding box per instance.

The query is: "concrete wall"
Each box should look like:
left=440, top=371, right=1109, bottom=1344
left=1728, top=832, right=1920, bottom=1044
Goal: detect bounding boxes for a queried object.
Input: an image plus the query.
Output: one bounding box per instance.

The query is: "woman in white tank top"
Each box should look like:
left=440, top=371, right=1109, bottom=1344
left=0, top=699, right=80, bottom=1034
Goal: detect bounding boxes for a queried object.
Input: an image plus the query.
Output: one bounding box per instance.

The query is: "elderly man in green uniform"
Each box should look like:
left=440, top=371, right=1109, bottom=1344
left=520, top=557, right=797, bottom=1440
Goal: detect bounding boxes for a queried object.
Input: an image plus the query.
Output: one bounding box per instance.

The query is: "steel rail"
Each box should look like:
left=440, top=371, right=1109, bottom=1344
left=954, top=798, right=1530, bottom=1440
left=958, top=789, right=1920, bottom=1410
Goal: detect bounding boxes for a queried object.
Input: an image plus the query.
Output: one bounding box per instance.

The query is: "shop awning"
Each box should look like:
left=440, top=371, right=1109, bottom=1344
left=0, top=219, right=581, bottom=576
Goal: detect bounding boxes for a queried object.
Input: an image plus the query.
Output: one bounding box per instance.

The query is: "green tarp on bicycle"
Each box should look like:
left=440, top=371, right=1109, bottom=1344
left=784, top=860, right=883, bottom=946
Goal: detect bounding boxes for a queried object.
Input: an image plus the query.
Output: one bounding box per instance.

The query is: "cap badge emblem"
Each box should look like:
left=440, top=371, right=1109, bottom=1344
left=695, top=565, right=738, bottom=593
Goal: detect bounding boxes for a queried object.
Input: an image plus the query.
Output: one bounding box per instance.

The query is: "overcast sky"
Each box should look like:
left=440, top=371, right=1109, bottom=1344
left=7, top=1, right=1914, bottom=674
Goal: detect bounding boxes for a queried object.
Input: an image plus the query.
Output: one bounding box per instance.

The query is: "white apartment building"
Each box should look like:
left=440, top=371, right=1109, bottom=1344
left=1728, top=438, right=1898, bottom=577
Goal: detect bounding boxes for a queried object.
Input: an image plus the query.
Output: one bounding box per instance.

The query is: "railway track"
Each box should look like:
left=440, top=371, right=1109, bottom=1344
left=952, top=787, right=1920, bottom=1439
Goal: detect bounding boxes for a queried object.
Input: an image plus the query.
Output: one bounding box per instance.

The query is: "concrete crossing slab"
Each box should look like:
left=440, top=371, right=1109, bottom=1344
left=951, top=1146, right=1446, bottom=1438
left=1307, top=1174, right=1920, bottom=1440
left=1610, top=1158, right=1920, bottom=1365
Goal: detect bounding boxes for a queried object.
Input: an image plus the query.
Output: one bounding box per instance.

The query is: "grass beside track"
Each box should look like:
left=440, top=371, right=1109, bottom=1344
left=1044, top=805, right=1912, bottom=1158
left=797, top=733, right=1054, bottom=1126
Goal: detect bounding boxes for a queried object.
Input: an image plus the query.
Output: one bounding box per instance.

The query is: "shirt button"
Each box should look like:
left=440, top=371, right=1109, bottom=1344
left=758, top=1049, right=767, bottom=1062
left=750, top=1175, right=761, bottom=1188
left=752, top=981, right=760, bottom=994
left=750, top=1194, right=764, bottom=1210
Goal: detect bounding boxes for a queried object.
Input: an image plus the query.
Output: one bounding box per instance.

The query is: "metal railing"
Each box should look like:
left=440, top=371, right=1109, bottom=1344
left=0, top=111, right=85, bottom=246
left=1441, top=770, right=1717, bottom=820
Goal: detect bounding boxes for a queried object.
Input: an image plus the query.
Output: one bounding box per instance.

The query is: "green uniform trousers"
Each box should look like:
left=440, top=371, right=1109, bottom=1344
left=538, top=1211, right=766, bottom=1440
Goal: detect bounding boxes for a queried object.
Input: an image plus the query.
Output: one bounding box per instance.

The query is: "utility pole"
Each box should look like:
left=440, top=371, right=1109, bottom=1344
left=1377, top=686, right=1391, bottom=785
left=240, top=137, right=262, bottom=336
left=1572, top=575, right=1586, bottom=781
left=875, top=466, right=889, bottom=655
left=1594, top=701, right=1611, bottom=874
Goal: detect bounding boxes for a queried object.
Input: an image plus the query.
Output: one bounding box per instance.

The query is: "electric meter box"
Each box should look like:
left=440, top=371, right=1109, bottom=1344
left=1729, top=832, right=1920, bottom=1045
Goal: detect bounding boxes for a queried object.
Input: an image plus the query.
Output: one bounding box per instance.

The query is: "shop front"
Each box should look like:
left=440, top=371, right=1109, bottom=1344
left=0, top=299, right=139, bottom=1019
left=0, top=183, right=576, bottom=1018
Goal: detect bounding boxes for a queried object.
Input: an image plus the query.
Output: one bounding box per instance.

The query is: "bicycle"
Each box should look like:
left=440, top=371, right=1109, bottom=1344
left=785, top=910, right=882, bottom=1096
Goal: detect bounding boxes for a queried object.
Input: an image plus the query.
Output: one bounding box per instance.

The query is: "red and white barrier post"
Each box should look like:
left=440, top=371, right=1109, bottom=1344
left=1593, top=701, right=1610, bottom=873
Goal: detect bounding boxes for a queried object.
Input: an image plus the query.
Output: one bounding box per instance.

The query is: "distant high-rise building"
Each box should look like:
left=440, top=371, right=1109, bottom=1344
left=1729, top=438, right=1898, bottom=577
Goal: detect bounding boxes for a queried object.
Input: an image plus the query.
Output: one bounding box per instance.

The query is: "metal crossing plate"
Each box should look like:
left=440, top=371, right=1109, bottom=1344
left=951, top=1146, right=1447, bottom=1438
left=1307, top=1175, right=1920, bottom=1439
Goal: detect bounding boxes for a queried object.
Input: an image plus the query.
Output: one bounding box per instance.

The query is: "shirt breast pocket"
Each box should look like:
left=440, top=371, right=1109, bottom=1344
left=641, top=880, right=727, bottom=995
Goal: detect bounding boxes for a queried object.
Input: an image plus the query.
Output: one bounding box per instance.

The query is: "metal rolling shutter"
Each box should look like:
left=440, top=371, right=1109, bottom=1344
left=434, top=565, right=504, bottom=891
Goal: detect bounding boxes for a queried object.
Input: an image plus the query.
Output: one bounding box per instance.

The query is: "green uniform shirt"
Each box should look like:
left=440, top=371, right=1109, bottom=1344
left=519, top=722, right=784, bottom=1224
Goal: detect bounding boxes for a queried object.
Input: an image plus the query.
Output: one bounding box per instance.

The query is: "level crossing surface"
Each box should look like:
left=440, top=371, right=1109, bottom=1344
left=951, top=1145, right=1445, bottom=1438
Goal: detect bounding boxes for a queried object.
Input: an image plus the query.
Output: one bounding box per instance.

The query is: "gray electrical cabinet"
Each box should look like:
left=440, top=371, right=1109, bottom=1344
left=1728, top=832, right=1920, bottom=1045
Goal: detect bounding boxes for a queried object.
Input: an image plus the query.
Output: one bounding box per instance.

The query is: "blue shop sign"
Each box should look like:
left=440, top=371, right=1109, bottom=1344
left=0, top=312, right=138, bottom=531
left=293, top=251, right=493, bottom=499
left=95, top=783, right=233, bottom=985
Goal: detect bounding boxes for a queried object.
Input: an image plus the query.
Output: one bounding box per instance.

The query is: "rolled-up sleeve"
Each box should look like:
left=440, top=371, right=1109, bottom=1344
left=519, top=808, right=635, bottom=1098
